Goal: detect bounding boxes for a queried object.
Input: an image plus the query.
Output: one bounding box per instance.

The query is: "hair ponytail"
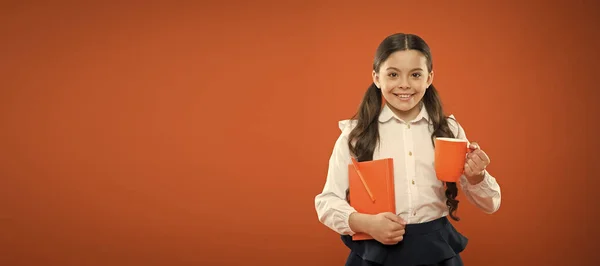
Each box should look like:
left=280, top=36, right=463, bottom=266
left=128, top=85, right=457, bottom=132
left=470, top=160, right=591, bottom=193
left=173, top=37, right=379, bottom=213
left=423, top=84, right=461, bottom=221
left=347, top=83, right=383, bottom=162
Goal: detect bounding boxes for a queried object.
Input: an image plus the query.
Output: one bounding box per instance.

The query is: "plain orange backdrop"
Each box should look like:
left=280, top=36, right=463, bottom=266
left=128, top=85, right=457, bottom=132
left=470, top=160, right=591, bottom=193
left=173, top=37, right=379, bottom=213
left=1, top=1, right=599, bottom=265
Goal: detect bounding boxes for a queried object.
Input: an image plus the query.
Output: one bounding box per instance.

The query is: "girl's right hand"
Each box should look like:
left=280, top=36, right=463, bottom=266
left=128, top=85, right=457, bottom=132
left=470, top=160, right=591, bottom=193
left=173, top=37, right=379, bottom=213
left=367, top=212, right=406, bottom=245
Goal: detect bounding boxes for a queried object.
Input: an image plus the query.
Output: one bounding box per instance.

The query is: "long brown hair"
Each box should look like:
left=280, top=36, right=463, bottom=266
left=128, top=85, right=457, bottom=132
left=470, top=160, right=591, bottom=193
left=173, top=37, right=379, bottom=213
left=346, top=33, right=461, bottom=221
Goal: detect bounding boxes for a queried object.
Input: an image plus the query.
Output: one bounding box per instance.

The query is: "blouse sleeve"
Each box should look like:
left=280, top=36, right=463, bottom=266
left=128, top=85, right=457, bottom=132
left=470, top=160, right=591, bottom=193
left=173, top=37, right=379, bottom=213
left=314, top=120, right=359, bottom=235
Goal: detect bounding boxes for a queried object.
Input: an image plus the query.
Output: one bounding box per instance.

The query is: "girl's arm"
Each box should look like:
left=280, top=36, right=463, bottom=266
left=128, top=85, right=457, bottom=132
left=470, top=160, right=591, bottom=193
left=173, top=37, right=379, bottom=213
left=449, top=116, right=502, bottom=214
left=314, top=120, right=360, bottom=235
left=459, top=170, right=501, bottom=214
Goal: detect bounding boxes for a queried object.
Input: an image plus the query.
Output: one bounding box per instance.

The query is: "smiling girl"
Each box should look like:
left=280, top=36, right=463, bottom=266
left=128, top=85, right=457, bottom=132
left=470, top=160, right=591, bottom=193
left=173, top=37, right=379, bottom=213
left=314, top=33, right=502, bottom=266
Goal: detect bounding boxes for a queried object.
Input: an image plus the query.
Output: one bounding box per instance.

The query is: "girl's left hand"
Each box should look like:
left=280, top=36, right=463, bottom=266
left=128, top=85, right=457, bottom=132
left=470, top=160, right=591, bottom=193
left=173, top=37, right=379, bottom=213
left=464, top=142, right=490, bottom=185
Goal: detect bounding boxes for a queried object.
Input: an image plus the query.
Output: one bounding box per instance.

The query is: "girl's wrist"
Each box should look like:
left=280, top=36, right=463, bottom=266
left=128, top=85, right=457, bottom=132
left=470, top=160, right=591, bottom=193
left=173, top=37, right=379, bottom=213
left=466, top=171, right=485, bottom=185
left=349, top=212, right=373, bottom=234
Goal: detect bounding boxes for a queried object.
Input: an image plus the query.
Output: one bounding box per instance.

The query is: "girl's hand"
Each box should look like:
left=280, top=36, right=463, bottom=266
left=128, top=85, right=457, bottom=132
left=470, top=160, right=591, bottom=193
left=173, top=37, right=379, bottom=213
left=464, top=142, right=490, bottom=185
left=366, top=212, right=406, bottom=245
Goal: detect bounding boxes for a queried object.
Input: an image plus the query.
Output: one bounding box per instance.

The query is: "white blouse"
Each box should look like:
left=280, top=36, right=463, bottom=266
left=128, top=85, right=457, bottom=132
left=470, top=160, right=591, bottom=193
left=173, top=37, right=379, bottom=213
left=314, top=104, right=502, bottom=235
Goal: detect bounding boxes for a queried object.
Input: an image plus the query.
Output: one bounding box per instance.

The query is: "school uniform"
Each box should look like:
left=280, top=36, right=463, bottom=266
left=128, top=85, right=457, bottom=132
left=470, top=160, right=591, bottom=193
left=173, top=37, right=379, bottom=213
left=314, top=104, right=502, bottom=266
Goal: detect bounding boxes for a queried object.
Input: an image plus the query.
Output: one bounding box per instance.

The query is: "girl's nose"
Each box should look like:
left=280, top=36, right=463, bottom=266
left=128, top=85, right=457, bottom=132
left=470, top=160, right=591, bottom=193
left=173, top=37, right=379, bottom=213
left=398, top=79, right=410, bottom=89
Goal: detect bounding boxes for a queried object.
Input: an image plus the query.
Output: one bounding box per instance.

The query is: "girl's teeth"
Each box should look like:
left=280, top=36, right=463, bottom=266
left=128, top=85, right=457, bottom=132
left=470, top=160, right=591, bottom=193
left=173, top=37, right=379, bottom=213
left=399, top=95, right=411, bottom=98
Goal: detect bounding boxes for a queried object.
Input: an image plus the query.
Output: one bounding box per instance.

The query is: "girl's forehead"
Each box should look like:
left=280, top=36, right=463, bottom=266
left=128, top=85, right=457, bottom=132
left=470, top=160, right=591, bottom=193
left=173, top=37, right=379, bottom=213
left=383, top=50, right=428, bottom=69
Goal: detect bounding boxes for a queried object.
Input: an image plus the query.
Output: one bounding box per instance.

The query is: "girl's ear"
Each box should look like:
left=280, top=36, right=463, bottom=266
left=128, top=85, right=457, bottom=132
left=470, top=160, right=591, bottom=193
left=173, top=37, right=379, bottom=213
left=372, top=70, right=380, bottom=88
left=427, top=71, right=434, bottom=88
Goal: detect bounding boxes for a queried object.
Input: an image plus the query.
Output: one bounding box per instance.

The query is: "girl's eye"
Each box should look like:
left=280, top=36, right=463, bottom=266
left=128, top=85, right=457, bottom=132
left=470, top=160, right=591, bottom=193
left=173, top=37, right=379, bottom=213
left=388, top=73, right=398, bottom=77
left=412, top=73, right=422, bottom=78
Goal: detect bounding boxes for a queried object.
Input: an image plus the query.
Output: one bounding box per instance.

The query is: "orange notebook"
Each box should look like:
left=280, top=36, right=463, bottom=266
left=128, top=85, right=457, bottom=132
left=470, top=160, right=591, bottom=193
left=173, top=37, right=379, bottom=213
left=347, top=157, right=395, bottom=241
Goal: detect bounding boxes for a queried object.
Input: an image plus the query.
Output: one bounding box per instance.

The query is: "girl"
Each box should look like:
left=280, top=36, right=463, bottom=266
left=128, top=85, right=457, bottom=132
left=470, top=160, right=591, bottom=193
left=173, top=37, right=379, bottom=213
left=314, top=33, right=501, bottom=266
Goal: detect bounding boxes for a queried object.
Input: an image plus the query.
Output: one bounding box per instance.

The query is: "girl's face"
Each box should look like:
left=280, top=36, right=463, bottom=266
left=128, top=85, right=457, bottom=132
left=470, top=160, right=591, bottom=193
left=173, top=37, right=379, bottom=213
left=372, top=50, right=433, bottom=121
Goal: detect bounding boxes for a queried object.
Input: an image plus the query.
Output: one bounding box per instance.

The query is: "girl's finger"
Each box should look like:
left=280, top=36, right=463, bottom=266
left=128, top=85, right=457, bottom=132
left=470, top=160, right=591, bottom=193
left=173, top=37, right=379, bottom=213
left=466, top=158, right=481, bottom=175
left=464, top=162, right=473, bottom=176
left=470, top=154, right=486, bottom=169
left=473, top=149, right=490, bottom=165
left=469, top=141, right=480, bottom=150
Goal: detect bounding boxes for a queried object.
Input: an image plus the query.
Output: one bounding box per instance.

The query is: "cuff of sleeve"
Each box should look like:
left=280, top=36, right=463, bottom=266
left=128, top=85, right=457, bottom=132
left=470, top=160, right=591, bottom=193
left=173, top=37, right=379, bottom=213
left=463, top=170, right=492, bottom=192
left=339, top=210, right=357, bottom=236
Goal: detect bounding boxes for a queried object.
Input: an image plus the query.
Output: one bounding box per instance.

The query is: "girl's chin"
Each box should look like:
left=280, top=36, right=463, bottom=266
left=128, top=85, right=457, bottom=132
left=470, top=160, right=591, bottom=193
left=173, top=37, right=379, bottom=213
left=388, top=100, right=417, bottom=111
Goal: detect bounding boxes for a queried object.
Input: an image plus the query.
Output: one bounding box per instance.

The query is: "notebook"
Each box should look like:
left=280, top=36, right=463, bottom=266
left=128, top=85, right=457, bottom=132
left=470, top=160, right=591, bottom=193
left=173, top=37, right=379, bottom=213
left=347, top=157, right=396, bottom=241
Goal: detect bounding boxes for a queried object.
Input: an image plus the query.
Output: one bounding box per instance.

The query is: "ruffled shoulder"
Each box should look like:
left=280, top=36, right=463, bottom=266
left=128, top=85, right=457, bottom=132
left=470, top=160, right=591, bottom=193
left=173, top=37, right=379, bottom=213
left=338, top=119, right=358, bottom=133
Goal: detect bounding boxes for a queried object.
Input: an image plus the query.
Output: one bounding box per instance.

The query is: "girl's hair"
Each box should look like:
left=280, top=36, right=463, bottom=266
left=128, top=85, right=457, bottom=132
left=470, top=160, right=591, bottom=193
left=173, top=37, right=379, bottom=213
left=346, top=33, right=461, bottom=221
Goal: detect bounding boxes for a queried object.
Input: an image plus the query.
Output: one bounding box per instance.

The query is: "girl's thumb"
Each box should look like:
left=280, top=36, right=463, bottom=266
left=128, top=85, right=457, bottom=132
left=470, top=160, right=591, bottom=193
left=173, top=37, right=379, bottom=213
left=383, top=212, right=406, bottom=225
left=397, top=217, right=407, bottom=225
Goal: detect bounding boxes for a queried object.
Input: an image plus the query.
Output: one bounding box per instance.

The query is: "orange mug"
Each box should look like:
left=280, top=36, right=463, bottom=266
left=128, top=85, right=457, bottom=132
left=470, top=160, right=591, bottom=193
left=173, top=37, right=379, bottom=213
left=434, top=137, right=469, bottom=182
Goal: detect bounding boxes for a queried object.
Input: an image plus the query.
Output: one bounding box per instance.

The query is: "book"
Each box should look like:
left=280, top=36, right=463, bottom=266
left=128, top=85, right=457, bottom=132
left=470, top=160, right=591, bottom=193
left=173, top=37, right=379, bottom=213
left=347, top=157, right=396, bottom=241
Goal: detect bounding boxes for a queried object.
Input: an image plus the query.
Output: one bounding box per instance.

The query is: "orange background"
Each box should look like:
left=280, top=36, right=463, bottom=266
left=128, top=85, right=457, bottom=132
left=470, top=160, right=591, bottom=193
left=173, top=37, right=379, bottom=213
left=1, top=1, right=599, bottom=265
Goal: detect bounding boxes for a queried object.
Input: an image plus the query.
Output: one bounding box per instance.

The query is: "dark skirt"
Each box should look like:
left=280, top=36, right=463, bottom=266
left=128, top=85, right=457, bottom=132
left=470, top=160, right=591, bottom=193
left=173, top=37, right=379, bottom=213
left=341, top=216, right=468, bottom=266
